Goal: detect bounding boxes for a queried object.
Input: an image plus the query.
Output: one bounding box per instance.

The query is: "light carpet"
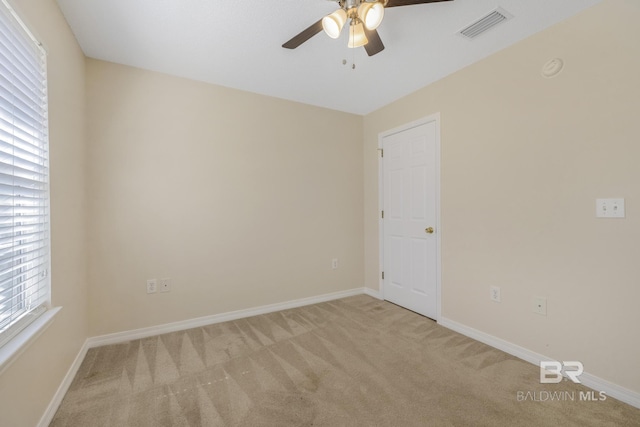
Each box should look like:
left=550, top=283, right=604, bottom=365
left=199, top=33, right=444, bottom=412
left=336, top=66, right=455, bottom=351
left=50, top=295, right=640, bottom=426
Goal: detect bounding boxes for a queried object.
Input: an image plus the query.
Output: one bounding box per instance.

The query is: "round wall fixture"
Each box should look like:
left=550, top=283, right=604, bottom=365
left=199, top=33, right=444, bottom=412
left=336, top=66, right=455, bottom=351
left=542, top=58, right=564, bottom=78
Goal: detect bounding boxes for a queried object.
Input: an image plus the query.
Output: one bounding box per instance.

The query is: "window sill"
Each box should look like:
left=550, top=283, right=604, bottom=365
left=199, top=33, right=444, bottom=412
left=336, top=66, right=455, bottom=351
left=0, top=306, right=62, bottom=375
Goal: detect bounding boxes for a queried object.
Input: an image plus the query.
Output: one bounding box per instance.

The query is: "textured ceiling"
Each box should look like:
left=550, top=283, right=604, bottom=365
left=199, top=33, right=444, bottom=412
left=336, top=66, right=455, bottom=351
left=55, top=0, right=601, bottom=115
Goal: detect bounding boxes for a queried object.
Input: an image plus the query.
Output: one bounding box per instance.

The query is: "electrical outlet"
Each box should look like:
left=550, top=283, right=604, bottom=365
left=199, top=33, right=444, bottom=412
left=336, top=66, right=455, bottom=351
left=596, top=198, right=625, bottom=218
left=146, top=279, right=157, bottom=294
left=490, top=286, right=501, bottom=302
left=332, top=258, right=339, bottom=269
left=159, top=278, right=171, bottom=293
left=533, top=297, right=547, bottom=316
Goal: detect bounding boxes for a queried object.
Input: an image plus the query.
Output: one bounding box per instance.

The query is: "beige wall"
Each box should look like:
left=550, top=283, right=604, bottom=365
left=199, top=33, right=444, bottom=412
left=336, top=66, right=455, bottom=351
left=364, top=0, right=640, bottom=393
left=3, top=0, right=639, bottom=424
left=85, top=60, right=364, bottom=335
left=0, top=0, right=88, bottom=426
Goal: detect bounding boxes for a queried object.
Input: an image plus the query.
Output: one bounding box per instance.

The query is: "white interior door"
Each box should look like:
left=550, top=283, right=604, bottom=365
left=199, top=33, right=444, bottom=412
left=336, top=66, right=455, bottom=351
left=382, top=118, right=439, bottom=319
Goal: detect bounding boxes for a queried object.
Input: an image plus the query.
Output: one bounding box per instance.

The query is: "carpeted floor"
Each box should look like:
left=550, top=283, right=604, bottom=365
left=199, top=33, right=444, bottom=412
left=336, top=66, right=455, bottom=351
left=50, top=295, right=640, bottom=426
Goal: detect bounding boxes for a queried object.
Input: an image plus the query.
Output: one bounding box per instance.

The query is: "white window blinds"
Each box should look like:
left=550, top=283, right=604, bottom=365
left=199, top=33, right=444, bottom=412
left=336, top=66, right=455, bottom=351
left=0, top=0, right=50, bottom=348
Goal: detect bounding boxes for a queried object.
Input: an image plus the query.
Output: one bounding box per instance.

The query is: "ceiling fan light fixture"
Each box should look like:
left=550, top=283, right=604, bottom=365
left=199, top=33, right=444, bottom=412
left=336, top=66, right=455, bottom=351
left=322, top=9, right=347, bottom=39
left=283, top=0, right=455, bottom=56
left=358, top=1, right=384, bottom=30
left=348, top=20, right=368, bottom=48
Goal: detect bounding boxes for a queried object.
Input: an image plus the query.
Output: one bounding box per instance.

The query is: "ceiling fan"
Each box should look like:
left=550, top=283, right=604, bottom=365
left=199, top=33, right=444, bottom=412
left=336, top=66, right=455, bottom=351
left=282, top=0, right=453, bottom=57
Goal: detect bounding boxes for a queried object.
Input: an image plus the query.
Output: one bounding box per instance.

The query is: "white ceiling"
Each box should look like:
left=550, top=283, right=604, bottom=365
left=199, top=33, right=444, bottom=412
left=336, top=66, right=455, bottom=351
left=55, top=0, right=601, bottom=115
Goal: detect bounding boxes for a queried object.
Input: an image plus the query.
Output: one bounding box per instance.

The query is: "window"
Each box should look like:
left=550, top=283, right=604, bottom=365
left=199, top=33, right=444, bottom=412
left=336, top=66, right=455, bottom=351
left=0, top=0, right=50, bottom=350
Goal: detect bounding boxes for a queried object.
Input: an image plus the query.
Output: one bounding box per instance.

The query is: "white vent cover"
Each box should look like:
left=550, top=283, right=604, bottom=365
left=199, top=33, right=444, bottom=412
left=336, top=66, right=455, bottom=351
left=458, top=7, right=513, bottom=39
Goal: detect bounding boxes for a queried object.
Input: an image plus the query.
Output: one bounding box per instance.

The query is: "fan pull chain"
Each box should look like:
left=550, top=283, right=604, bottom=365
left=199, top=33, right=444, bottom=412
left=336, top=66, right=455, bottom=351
left=352, top=44, right=356, bottom=70
left=342, top=22, right=356, bottom=70
left=342, top=58, right=356, bottom=69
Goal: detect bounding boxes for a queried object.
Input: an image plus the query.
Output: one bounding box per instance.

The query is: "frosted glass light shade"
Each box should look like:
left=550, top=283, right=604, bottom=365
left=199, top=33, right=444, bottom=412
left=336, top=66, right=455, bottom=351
left=358, top=1, right=384, bottom=30
left=348, top=21, right=368, bottom=48
left=322, top=9, right=347, bottom=39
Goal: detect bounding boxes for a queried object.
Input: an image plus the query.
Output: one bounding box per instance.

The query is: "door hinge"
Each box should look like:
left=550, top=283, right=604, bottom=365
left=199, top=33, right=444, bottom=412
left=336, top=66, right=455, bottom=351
left=378, top=148, right=383, bottom=157
left=381, top=210, right=384, bottom=219
left=381, top=271, right=385, bottom=280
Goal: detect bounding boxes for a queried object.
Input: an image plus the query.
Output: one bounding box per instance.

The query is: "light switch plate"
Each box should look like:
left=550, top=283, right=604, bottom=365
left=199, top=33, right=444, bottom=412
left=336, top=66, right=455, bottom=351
left=596, top=198, right=625, bottom=218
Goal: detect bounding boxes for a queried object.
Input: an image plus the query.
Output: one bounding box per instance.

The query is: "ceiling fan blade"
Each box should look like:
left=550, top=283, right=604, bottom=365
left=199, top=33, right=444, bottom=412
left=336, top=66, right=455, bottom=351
left=282, top=19, right=324, bottom=49
left=364, top=28, right=385, bottom=56
left=386, top=0, right=453, bottom=8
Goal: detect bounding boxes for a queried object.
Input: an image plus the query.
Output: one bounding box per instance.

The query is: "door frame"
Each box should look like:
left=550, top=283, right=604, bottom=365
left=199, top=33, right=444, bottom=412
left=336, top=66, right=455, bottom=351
left=378, top=113, right=442, bottom=321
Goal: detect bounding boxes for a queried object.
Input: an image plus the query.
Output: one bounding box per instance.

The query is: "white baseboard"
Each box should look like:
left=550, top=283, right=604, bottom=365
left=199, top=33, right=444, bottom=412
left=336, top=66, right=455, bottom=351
left=87, top=287, right=366, bottom=348
left=439, top=316, right=640, bottom=409
left=363, top=287, right=382, bottom=300
left=37, top=338, right=90, bottom=427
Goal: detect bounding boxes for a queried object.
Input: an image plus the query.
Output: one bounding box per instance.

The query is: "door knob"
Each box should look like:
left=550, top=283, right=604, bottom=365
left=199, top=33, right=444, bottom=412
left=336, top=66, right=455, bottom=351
left=425, top=227, right=434, bottom=234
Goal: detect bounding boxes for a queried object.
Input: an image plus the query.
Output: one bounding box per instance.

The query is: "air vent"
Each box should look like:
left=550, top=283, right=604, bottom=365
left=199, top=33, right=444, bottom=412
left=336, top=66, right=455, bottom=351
left=458, top=7, right=513, bottom=39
